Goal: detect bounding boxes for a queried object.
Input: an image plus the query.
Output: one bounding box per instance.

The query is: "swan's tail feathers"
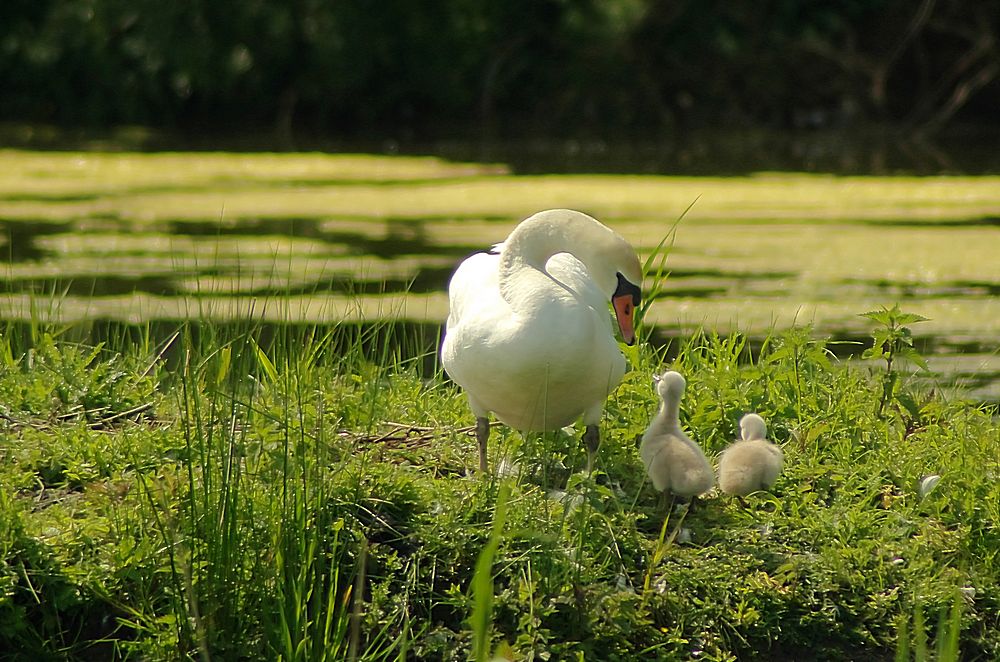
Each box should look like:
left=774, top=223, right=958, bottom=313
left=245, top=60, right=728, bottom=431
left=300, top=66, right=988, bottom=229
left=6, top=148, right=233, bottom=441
left=489, top=241, right=505, bottom=254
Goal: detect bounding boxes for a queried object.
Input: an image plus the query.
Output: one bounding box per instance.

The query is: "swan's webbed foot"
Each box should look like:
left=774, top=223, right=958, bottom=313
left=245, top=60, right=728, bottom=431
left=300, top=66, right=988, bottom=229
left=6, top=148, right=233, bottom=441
left=583, top=424, right=600, bottom=473
left=476, top=416, right=490, bottom=473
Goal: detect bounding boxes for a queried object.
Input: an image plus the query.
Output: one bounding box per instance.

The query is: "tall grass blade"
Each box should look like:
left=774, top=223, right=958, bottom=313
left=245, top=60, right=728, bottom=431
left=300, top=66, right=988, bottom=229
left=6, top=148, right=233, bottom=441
left=895, top=610, right=910, bottom=662
left=251, top=336, right=280, bottom=383
left=913, top=602, right=928, bottom=661
left=936, top=591, right=963, bottom=662
left=637, top=195, right=699, bottom=332
left=470, top=482, right=511, bottom=662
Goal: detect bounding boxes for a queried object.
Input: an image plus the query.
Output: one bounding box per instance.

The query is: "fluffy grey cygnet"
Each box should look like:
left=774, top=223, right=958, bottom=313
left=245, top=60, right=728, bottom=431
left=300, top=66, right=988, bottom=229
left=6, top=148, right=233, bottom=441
left=717, top=413, right=783, bottom=497
left=639, top=371, right=714, bottom=498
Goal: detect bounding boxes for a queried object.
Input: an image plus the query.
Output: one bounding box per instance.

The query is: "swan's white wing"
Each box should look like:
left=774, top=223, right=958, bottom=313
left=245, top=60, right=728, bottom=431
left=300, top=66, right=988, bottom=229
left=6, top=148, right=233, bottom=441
left=444, top=251, right=503, bottom=330
left=441, top=250, right=510, bottom=413
left=441, top=249, right=625, bottom=431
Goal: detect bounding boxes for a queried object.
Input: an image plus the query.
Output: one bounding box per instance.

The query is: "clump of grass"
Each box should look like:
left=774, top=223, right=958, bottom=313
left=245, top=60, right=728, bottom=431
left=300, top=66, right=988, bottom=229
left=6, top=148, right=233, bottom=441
left=0, top=327, right=160, bottom=426
left=896, top=590, right=965, bottom=662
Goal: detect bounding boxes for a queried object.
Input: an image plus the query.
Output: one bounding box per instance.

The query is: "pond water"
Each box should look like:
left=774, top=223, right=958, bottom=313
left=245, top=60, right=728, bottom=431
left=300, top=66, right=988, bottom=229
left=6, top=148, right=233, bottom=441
left=1, top=145, right=998, bottom=402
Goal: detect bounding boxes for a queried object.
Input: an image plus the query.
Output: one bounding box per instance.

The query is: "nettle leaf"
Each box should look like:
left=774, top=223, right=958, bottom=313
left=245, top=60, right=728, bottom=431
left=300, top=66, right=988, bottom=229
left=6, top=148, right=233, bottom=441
left=810, top=346, right=833, bottom=371
left=765, top=345, right=793, bottom=363
left=895, top=391, right=923, bottom=420
left=895, top=312, right=930, bottom=326
left=861, top=347, right=882, bottom=361
left=859, top=309, right=892, bottom=325
left=898, top=346, right=930, bottom=372
left=869, top=331, right=891, bottom=354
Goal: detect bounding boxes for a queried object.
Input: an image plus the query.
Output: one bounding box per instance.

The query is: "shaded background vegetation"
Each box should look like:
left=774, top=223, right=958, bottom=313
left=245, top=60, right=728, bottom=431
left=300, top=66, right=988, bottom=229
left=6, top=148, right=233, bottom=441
left=2, top=0, right=999, bottom=142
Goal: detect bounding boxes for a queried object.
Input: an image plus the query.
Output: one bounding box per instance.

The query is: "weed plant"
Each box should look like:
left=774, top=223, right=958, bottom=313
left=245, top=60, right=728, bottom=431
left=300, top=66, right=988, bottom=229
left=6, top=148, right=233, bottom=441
left=0, top=307, right=999, bottom=661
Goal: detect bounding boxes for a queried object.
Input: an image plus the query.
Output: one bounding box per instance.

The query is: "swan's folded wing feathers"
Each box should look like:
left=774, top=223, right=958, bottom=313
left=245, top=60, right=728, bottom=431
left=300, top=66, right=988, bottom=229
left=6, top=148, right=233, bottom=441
left=445, top=251, right=502, bottom=327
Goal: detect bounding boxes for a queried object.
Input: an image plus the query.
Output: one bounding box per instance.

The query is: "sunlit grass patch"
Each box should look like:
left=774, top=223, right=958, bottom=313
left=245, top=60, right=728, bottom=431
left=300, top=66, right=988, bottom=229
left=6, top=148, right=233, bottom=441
left=3, top=314, right=998, bottom=659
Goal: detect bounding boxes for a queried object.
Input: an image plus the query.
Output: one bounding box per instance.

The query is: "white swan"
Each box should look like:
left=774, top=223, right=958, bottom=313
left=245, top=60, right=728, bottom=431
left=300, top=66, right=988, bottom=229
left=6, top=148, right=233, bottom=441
left=441, top=209, right=642, bottom=472
left=717, top=413, right=784, bottom=497
left=639, top=371, right=715, bottom=499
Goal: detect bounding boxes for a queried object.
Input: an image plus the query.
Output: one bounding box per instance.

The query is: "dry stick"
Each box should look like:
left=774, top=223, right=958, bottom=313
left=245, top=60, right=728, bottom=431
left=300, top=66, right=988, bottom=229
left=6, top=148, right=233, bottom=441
left=384, top=421, right=436, bottom=432
left=141, top=330, right=181, bottom=378
left=56, top=405, right=92, bottom=420
left=370, top=424, right=419, bottom=444
left=90, top=402, right=155, bottom=428
left=352, top=420, right=501, bottom=447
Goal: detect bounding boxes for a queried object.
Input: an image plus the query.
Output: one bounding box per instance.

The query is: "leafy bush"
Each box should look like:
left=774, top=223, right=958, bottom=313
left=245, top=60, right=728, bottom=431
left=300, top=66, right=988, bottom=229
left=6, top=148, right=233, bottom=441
left=1, top=0, right=997, bottom=135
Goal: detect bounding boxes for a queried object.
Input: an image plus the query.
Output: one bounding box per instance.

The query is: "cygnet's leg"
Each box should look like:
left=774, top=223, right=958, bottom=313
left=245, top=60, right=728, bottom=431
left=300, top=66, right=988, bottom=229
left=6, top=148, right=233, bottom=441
left=475, top=416, right=491, bottom=473
left=582, top=424, right=600, bottom=473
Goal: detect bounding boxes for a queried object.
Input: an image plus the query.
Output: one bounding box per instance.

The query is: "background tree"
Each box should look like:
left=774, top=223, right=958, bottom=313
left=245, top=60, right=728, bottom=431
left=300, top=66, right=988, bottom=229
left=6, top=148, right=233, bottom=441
left=0, top=0, right=997, bottom=138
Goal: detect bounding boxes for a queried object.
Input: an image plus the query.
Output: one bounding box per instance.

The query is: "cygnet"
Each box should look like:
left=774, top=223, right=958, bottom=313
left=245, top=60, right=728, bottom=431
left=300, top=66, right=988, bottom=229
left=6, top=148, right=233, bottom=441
left=717, top=413, right=783, bottom=497
left=639, top=371, right=714, bottom=499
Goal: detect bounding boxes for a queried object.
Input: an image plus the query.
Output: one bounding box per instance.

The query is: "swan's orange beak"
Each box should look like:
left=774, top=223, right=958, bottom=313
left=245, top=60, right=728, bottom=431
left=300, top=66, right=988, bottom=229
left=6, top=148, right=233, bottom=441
left=612, top=273, right=641, bottom=346
left=612, top=293, right=636, bottom=346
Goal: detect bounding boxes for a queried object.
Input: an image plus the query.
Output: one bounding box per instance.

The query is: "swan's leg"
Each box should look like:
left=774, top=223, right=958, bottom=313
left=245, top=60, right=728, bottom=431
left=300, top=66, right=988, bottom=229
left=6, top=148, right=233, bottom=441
left=476, top=416, right=491, bottom=473
left=583, top=424, right=600, bottom=473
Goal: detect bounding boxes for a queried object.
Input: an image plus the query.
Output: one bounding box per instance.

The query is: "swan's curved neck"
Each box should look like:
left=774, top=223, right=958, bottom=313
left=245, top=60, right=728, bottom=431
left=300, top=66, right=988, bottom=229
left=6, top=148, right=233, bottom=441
left=498, top=211, right=611, bottom=305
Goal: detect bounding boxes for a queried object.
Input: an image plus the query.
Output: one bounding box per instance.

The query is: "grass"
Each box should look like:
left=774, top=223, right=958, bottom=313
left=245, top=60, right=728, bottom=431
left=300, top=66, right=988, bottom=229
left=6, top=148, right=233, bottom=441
left=1, top=306, right=999, bottom=660
left=1, top=148, right=999, bottom=658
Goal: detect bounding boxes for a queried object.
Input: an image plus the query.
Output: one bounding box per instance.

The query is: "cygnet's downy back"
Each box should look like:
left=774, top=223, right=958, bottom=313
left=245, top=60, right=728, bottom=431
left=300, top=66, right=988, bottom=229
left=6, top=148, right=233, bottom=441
left=639, top=371, right=714, bottom=498
left=717, top=413, right=783, bottom=497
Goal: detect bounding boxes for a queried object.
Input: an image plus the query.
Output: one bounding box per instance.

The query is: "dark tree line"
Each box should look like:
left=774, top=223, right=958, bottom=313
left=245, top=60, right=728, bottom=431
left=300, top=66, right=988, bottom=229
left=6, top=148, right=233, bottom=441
left=1, top=0, right=997, bottom=139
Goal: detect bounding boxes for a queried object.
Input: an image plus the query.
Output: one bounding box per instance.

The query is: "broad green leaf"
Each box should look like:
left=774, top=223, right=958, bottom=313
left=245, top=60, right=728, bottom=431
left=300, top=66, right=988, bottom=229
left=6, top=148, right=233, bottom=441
left=215, top=346, right=231, bottom=386
left=895, top=312, right=931, bottom=325
left=895, top=391, right=923, bottom=420
left=898, top=346, right=930, bottom=371
left=250, top=337, right=279, bottom=382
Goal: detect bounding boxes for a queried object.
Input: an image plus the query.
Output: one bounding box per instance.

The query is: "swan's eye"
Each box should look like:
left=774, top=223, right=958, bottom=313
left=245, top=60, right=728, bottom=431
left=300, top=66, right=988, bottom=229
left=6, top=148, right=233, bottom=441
left=614, top=273, right=642, bottom=306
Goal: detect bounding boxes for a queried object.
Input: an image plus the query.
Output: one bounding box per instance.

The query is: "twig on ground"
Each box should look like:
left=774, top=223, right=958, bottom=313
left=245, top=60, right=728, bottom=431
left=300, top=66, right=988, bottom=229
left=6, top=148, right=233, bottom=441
left=347, top=420, right=502, bottom=450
